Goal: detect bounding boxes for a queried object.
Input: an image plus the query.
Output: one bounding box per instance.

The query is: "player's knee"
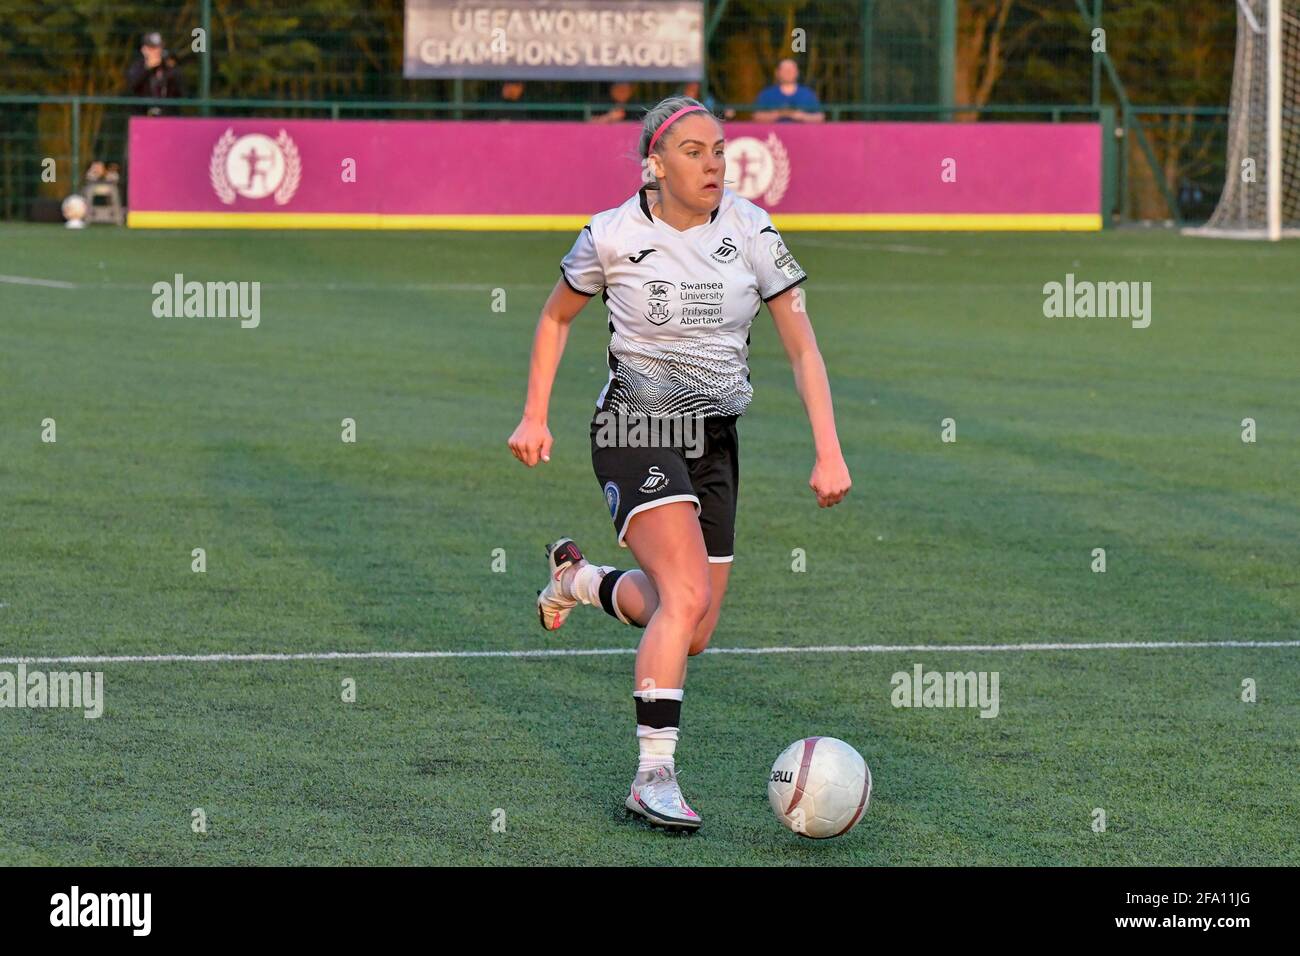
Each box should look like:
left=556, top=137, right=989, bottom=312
left=687, top=580, right=713, bottom=628
left=662, top=577, right=711, bottom=630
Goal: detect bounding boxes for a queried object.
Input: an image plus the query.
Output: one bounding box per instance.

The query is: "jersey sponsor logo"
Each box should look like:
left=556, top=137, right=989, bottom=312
left=679, top=280, right=725, bottom=326
left=628, top=248, right=658, bottom=263
left=643, top=279, right=673, bottom=326
left=709, top=237, right=738, bottom=263
left=604, top=481, right=621, bottom=518
left=723, top=134, right=791, bottom=206
left=771, top=239, right=804, bottom=279
left=638, top=466, right=669, bottom=494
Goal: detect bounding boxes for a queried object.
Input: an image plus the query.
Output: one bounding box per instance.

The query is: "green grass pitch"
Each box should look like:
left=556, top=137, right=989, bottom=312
left=0, top=223, right=1296, bottom=865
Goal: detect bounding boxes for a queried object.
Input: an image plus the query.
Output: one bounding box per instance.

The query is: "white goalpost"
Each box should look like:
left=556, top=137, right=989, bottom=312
left=1187, top=0, right=1300, bottom=239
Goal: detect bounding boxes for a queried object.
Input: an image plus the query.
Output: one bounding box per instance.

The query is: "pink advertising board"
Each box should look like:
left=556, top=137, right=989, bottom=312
left=128, top=116, right=1101, bottom=230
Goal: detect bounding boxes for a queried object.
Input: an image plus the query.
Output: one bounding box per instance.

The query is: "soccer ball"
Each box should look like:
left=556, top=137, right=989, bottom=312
left=61, top=193, right=88, bottom=228
left=768, top=736, right=871, bottom=838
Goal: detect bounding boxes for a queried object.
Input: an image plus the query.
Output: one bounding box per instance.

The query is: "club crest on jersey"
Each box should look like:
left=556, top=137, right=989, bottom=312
left=642, top=279, right=673, bottom=326
left=709, top=237, right=738, bottom=263
left=639, top=466, right=669, bottom=494
left=604, top=481, right=620, bottom=517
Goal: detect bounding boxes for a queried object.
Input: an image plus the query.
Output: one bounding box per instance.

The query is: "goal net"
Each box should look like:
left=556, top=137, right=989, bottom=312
left=1189, top=0, right=1300, bottom=239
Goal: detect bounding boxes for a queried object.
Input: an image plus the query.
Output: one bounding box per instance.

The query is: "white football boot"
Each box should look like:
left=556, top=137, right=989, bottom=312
left=625, top=767, right=702, bottom=832
left=536, top=537, right=586, bottom=632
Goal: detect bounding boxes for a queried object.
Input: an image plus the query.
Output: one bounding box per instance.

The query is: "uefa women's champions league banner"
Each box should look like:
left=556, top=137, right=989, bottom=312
left=127, top=116, right=1102, bottom=231
left=402, top=0, right=704, bottom=80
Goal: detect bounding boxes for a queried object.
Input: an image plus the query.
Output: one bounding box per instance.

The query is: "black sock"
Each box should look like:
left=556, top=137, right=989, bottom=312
left=599, top=569, right=638, bottom=625
left=634, top=693, right=682, bottom=731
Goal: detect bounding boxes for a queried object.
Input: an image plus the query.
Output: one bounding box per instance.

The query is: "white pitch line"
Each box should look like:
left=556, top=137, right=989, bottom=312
left=0, top=274, right=77, bottom=289
left=0, top=640, right=1295, bottom=666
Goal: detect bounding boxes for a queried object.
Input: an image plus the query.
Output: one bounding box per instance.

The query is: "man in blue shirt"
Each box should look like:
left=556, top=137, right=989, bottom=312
left=753, top=59, right=824, bottom=123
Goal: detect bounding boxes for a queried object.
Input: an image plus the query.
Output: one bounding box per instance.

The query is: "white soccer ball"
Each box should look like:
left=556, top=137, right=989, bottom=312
left=768, top=736, right=871, bottom=838
left=61, top=194, right=88, bottom=222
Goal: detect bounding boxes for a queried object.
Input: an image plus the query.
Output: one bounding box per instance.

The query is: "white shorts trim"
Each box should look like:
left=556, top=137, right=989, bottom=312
left=616, top=494, right=701, bottom=548
left=707, top=555, right=734, bottom=564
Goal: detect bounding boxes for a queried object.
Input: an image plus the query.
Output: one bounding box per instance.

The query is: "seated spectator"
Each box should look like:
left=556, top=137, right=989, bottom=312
left=590, top=82, right=635, bottom=123
left=125, top=31, right=184, bottom=114
left=752, top=58, right=823, bottom=123
left=496, top=80, right=527, bottom=120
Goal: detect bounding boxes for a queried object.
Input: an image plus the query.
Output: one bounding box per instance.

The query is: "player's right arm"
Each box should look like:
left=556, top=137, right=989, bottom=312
left=507, top=278, right=593, bottom=467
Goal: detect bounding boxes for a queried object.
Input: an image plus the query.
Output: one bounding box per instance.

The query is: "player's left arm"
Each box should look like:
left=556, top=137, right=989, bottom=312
left=767, top=288, right=851, bottom=508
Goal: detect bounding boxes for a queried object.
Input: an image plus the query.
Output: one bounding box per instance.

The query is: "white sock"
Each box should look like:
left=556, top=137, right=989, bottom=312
left=636, top=726, right=678, bottom=774
left=634, top=687, right=684, bottom=774
left=566, top=562, right=613, bottom=605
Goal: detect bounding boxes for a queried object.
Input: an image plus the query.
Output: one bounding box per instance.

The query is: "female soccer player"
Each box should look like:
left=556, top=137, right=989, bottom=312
left=508, top=96, right=851, bottom=831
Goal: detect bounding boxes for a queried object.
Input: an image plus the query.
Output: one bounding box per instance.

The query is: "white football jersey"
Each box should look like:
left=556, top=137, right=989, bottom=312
left=560, top=185, right=807, bottom=418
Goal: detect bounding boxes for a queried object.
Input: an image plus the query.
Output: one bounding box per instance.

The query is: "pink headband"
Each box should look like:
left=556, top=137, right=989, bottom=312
left=648, top=104, right=707, bottom=155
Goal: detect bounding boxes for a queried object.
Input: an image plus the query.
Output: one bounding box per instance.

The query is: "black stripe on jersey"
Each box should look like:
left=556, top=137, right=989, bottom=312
left=760, top=225, right=778, bottom=236
left=638, top=185, right=654, bottom=222
left=761, top=273, right=808, bottom=304
left=638, top=184, right=720, bottom=223
left=560, top=266, right=596, bottom=297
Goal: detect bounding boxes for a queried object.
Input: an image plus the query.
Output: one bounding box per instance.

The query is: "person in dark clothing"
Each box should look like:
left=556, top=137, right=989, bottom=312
left=589, top=82, right=635, bottom=124
left=125, top=31, right=184, bottom=113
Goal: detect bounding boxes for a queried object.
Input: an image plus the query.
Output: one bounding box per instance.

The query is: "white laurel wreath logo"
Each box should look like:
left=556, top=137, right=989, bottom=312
left=273, top=129, right=301, bottom=205
left=208, top=128, right=301, bottom=205
left=209, top=128, right=237, bottom=205
left=763, top=133, right=790, bottom=207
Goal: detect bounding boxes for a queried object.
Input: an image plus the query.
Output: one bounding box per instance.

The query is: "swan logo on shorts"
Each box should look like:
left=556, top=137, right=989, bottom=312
left=604, top=481, right=620, bottom=518
left=638, top=466, right=669, bottom=494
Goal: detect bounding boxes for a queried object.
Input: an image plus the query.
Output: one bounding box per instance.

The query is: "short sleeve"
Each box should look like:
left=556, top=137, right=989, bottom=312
left=749, top=208, right=808, bottom=302
left=559, top=224, right=604, bottom=296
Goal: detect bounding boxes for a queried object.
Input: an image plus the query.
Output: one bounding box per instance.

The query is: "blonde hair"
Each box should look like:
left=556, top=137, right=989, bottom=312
left=638, top=95, right=716, bottom=190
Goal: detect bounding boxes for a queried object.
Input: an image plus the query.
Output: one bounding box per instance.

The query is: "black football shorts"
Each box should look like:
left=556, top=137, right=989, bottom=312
left=589, top=412, right=739, bottom=562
